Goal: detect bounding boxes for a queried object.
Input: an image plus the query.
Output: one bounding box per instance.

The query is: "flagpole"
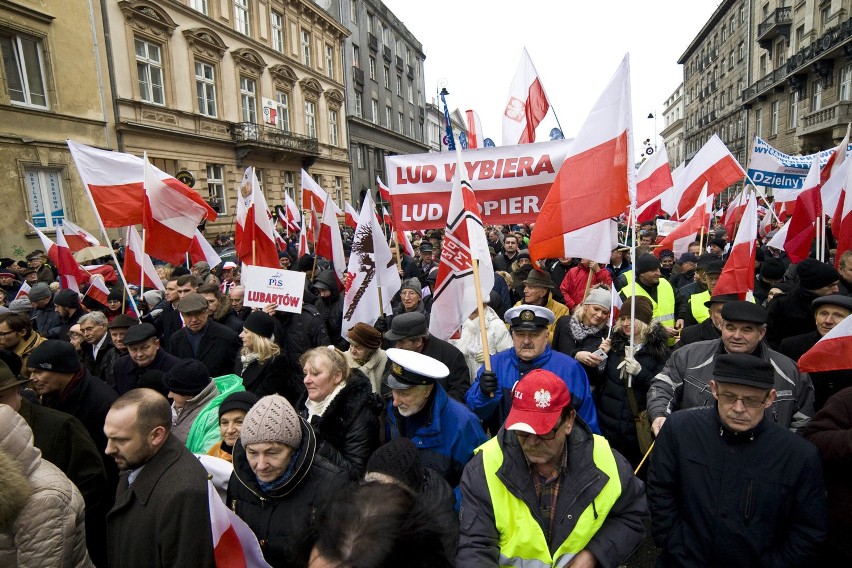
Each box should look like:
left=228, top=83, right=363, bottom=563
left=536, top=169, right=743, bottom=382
left=581, top=265, right=594, bottom=304
left=471, top=258, right=493, bottom=397
left=139, top=228, right=145, bottom=300
left=744, top=175, right=782, bottom=226
left=629, top=202, right=637, bottom=358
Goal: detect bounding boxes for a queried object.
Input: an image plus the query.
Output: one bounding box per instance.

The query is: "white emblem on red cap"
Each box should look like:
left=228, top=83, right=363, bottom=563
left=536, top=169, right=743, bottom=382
left=534, top=389, right=551, bottom=408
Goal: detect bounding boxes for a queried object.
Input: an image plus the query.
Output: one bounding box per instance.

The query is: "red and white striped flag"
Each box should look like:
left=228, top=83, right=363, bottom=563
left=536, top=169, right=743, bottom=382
left=84, top=276, right=110, bottom=307
left=798, top=314, right=852, bottom=373
left=529, top=55, right=632, bottom=265
left=60, top=220, right=99, bottom=253
left=377, top=176, right=391, bottom=203
left=316, top=192, right=347, bottom=286
left=834, top=153, right=852, bottom=267
left=235, top=167, right=279, bottom=269
left=502, top=48, right=550, bottom=145
left=344, top=201, right=360, bottom=229
left=636, top=146, right=674, bottom=216
left=282, top=193, right=302, bottom=234
left=723, top=189, right=748, bottom=236
left=300, top=169, right=342, bottom=216
left=382, top=206, right=393, bottom=228
left=297, top=220, right=310, bottom=258
left=783, top=158, right=822, bottom=263
left=395, top=228, right=415, bottom=257
left=207, top=480, right=271, bottom=568
left=655, top=184, right=712, bottom=258
left=465, top=110, right=485, bottom=149
left=26, top=221, right=89, bottom=292
left=714, top=192, right=758, bottom=300
left=188, top=230, right=222, bottom=268
left=123, top=225, right=164, bottom=291
left=15, top=281, right=30, bottom=301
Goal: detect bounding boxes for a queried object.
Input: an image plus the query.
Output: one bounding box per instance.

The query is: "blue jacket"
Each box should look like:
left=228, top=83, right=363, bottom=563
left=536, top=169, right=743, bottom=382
left=386, top=383, right=487, bottom=488
left=467, top=345, right=600, bottom=434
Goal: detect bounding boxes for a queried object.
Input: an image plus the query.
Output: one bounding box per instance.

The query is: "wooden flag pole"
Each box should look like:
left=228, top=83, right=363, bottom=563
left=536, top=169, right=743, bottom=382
left=471, top=258, right=494, bottom=398
left=698, top=226, right=705, bottom=254
left=581, top=264, right=594, bottom=304
left=634, top=441, right=654, bottom=474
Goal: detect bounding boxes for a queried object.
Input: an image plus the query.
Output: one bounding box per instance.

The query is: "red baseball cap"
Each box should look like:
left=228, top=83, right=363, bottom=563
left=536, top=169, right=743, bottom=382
left=505, top=369, right=572, bottom=436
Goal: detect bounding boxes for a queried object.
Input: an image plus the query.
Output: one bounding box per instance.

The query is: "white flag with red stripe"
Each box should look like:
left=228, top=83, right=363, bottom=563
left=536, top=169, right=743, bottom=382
left=660, top=134, right=745, bottom=219
left=395, top=228, right=415, bottom=257
left=714, top=192, right=758, bottom=300
left=208, top=479, right=271, bottom=568
left=283, top=193, right=302, bottom=234
left=502, top=48, right=551, bottom=145
left=188, top=230, right=222, bottom=268
left=300, top=169, right=343, bottom=216
left=235, top=167, right=279, bottom=269
left=15, top=281, right=30, bottom=301
left=377, top=176, right=392, bottom=203
left=84, top=276, right=110, bottom=307
left=655, top=184, right=712, bottom=258
left=723, top=189, right=748, bottom=235
left=834, top=156, right=852, bottom=266
left=636, top=146, right=674, bottom=209
left=465, top=110, right=485, bottom=149
left=382, top=206, right=393, bottom=228
left=26, top=222, right=88, bottom=292
left=798, top=314, right=852, bottom=373
left=316, top=192, right=347, bottom=286
left=344, top=201, right=360, bottom=229
left=123, top=226, right=164, bottom=291
left=529, top=55, right=632, bottom=265
left=60, top=220, right=99, bottom=252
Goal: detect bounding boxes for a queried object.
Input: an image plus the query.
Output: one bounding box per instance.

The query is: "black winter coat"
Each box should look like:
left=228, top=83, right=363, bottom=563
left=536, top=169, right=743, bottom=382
left=33, top=301, right=62, bottom=338
left=235, top=353, right=305, bottom=404
left=81, top=333, right=117, bottom=386
left=168, top=320, right=241, bottom=378
left=422, top=336, right=470, bottom=402
left=227, top=419, right=349, bottom=567
left=765, top=286, right=820, bottom=349
left=298, top=370, right=382, bottom=479
left=272, top=304, right=330, bottom=384
left=779, top=330, right=852, bottom=411
left=597, top=325, right=669, bottom=467
left=215, top=312, right=245, bottom=333
left=153, top=304, right=182, bottom=348
left=551, top=315, right=608, bottom=386
left=112, top=348, right=182, bottom=395
left=313, top=269, right=345, bottom=349
left=675, top=318, right=720, bottom=349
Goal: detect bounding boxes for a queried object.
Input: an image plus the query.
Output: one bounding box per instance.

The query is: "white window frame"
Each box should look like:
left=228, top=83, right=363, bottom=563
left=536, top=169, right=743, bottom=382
left=276, top=90, right=290, bottom=132
left=271, top=11, right=284, bottom=53
left=206, top=164, right=226, bottom=215
left=369, top=56, right=376, bottom=80
left=356, top=144, right=365, bottom=168
left=397, top=111, right=403, bottom=134
left=134, top=38, right=164, bottom=105
left=325, top=44, right=334, bottom=80
left=371, top=99, right=378, bottom=125
left=301, top=30, right=312, bottom=66
left=335, top=177, right=343, bottom=207
left=190, top=0, right=208, bottom=15
left=283, top=171, right=295, bottom=201
left=1, top=32, right=49, bottom=109
left=755, top=108, right=763, bottom=137
left=329, top=109, right=339, bottom=146
left=305, top=100, right=317, bottom=138
left=841, top=65, right=852, bottom=101
left=789, top=92, right=799, bottom=128
left=24, top=168, right=66, bottom=229
left=234, top=0, right=250, bottom=36
left=195, top=61, right=217, bottom=117
left=813, top=81, right=822, bottom=111
left=770, top=101, right=779, bottom=135
left=354, top=91, right=362, bottom=118
left=350, top=0, right=358, bottom=22
left=240, top=75, right=257, bottom=123
left=383, top=66, right=389, bottom=89
left=385, top=105, right=391, bottom=128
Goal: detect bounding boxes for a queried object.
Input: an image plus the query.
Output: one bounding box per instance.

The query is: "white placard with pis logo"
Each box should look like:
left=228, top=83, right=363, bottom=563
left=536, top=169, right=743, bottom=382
left=241, top=265, right=306, bottom=313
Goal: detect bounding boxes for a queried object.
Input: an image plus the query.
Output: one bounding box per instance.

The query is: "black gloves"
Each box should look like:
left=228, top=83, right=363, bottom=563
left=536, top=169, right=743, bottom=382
left=480, top=371, right=499, bottom=395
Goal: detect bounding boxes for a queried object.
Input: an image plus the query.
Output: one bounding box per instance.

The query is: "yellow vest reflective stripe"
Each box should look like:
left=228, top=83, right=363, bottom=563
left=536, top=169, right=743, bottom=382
left=690, top=290, right=710, bottom=323
left=619, top=272, right=676, bottom=327
left=476, top=435, right=622, bottom=568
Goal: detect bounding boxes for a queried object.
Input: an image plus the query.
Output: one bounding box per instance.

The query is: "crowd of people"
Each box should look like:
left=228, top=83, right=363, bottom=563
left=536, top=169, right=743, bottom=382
left=0, top=216, right=851, bottom=567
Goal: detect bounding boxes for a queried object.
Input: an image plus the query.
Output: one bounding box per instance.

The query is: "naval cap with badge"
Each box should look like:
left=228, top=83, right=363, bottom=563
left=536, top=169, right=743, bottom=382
left=504, top=304, right=555, bottom=331
left=384, top=347, right=449, bottom=390
left=505, top=369, right=572, bottom=436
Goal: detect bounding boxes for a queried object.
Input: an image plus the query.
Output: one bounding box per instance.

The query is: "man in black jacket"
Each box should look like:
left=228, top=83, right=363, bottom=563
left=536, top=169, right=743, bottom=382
left=168, top=293, right=241, bottom=378
left=113, top=323, right=181, bottom=394
left=674, top=293, right=737, bottom=348
left=648, top=354, right=827, bottom=567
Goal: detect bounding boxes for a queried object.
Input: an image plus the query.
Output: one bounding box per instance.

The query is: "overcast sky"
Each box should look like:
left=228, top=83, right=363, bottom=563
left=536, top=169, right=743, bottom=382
left=382, top=0, right=722, bottom=153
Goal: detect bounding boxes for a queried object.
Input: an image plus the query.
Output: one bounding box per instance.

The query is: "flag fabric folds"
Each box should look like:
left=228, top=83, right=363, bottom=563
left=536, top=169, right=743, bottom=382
left=67, top=140, right=216, bottom=229
left=528, top=55, right=633, bottom=266
left=429, top=149, right=495, bottom=341
left=316, top=192, right=347, bottom=287
left=655, top=184, right=711, bottom=259
left=465, top=110, right=485, bottom=149
left=235, top=167, right=279, bottom=269
left=84, top=276, right=110, bottom=307
left=714, top=192, right=758, bottom=299
left=502, top=48, right=550, bottom=145
left=798, top=315, right=852, bottom=373
left=189, top=230, right=222, bottom=268
left=834, top=157, right=852, bottom=266
left=783, top=158, right=822, bottom=263
left=722, top=189, right=747, bottom=236
left=27, top=221, right=89, bottom=291
left=300, top=170, right=342, bottom=216
left=636, top=146, right=674, bottom=208
left=377, top=176, right=391, bottom=203
left=61, top=220, right=99, bottom=252
left=344, top=202, right=360, bottom=229
left=282, top=194, right=302, bottom=234
left=123, top=225, right=164, bottom=291
left=342, top=193, right=400, bottom=335
left=207, top=480, right=271, bottom=568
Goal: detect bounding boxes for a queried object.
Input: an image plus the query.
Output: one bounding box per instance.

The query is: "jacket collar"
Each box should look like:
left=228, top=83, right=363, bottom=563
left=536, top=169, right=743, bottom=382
left=115, top=435, right=184, bottom=507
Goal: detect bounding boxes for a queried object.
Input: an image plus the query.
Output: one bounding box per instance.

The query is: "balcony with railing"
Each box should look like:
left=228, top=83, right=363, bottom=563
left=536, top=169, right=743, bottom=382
left=382, top=45, right=392, bottom=61
left=799, top=101, right=852, bottom=137
left=758, top=6, right=792, bottom=46
left=232, top=122, right=319, bottom=156
left=368, top=33, right=378, bottom=51
left=353, top=66, right=364, bottom=85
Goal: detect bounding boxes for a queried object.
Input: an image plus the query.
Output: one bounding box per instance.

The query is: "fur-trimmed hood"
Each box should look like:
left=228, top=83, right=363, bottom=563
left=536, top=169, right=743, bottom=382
left=312, top=369, right=382, bottom=437
left=0, top=449, right=30, bottom=531
left=610, top=323, right=670, bottom=363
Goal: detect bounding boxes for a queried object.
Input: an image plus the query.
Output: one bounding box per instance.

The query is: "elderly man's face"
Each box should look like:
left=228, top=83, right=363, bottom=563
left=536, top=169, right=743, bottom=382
left=638, top=268, right=661, bottom=287
left=400, top=289, right=421, bottom=311
left=840, top=260, right=852, bottom=283
left=512, top=328, right=549, bottom=361
left=523, top=284, right=548, bottom=305
left=711, top=380, right=775, bottom=433
left=721, top=319, right=766, bottom=354
left=80, top=319, right=107, bottom=345
left=815, top=304, right=850, bottom=336
left=24, top=272, right=38, bottom=284
left=183, top=309, right=209, bottom=333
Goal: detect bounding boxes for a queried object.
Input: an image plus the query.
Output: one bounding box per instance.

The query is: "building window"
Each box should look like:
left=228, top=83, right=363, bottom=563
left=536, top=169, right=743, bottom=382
left=396, top=74, right=402, bottom=96
left=371, top=99, right=378, bottom=124
left=796, top=25, right=805, bottom=50
left=350, top=0, right=358, bottom=22
left=789, top=92, right=799, bottom=127
left=408, top=117, right=415, bottom=137
left=356, top=144, right=365, bottom=168
left=134, top=39, right=164, bottom=105
left=812, top=81, right=822, bottom=111
left=301, top=30, right=312, bottom=66
left=234, top=0, right=250, bottom=36
left=240, top=76, right=256, bottom=123
left=369, top=56, right=376, bottom=80
left=195, top=61, right=217, bottom=117
left=190, top=0, right=207, bottom=15
left=0, top=32, right=49, bottom=108
left=276, top=90, right=290, bottom=132
left=755, top=108, right=762, bottom=137
left=24, top=168, right=65, bottom=228
left=352, top=45, right=360, bottom=68
left=821, top=5, right=832, bottom=28
left=325, top=44, right=335, bottom=80
left=283, top=171, right=295, bottom=201
left=738, top=42, right=745, bottom=61
left=759, top=54, right=767, bottom=77
left=383, top=66, right=390, bottom=89
left=329, top=110, right=339, bottom=146
left=398, top=111, right=404, bottom=134
left=407, top=80, right=413, bottom=104
left=271, top=11, right=284, bottom=52
left=841, top=65, right=852, bottom=100
left=354, top=91, right=363, bottom=118
left=382, top=23, right=390, bottom=46
left=385, top=105, right=391, bottom=128
left=335, top=177, right=343, bottom=207
left=207, top=164, right=226, bottom=214
left=305, top=100, right=317, bottom=137
left=729, top=50, right=734, bottom=69
left=770, top=101, right=779, bottom=135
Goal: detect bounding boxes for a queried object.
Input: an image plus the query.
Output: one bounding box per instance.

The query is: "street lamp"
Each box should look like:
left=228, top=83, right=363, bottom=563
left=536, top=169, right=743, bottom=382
left=647, top=112, right=657, bottom=151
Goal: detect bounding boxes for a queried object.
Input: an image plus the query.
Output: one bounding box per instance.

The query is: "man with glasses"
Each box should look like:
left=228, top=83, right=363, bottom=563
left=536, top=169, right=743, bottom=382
left=648, top=301, right=814, bottom=436
left=167, top=292, right=240, bottom=378
left=648, top=354, right=827, bottom=566
left=458, top=369, right=647, bottom=567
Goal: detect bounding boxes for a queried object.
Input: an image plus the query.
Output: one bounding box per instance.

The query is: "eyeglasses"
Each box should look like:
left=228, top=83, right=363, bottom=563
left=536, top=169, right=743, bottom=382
left=0, top=330, right=17, bottom=338
left=715, top=392, right=768, bottom=408
left=515, top=420, right=564, bottom=441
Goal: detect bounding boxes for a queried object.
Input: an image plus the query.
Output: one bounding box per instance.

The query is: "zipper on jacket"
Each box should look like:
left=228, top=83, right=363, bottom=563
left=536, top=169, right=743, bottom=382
left=559, top=473, right=601, bottom=526
left=744, top=479, right=754, bottom=524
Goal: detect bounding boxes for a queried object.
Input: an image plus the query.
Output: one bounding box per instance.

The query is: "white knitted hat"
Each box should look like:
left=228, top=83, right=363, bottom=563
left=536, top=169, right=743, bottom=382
left=240, top=395, right=302, bottom=448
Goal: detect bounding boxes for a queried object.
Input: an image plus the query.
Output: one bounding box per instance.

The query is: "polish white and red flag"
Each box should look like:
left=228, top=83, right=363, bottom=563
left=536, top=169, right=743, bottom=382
left=783, top=157, right=822, bottom=263
left=282, top=193, right=302, bottom=234
left=377, top=176, right=392, bottom=203
left=344, top=201, right=360, bottom=229
left=465, top=110, right=485, bottom=149
left=60, top=220, right=99, bottom=253
left=188, top=230, right=222, bottom=268
left=297, top=220, right=310, bottom=258
left=759, top=207, right=774, bottom=237
left=123, top=225, right=164, bottom=291
left=316, top=190, right=347, bottom=287
left=635, top=147, right=674, bottom=223
left=382, top=206, right=394, bottom=228
left=723, top=189, right=748, bottom=236
left=529, top=55, right=633, bottom=265
left=84, top=276, right=110, bottom=307
left=714, top=192, right=758, bottom=300
left=833, top=148, right=852, bottom=267
left=67, top=140, right=216, bottom=229
left=655, top=184, right=712, bottom=259
left=207, top=479, right=271, bottom=568
left=15, top=281, right=30, bottom=301
left=300, top=169, right=343, bottom=216
left=798, top=314, right=852, bottom=373
left=341, top=192, right=400, bottom=334
left=429, top=147, right=495, bottom=340
left=26, top=221, right=89, bottom=292
left=235, top=167, right=279, bottom=269
left=502, top=48, right=551, bottom=146
left=395, top=228, right=415, bottom=257
left=660, top=134, right=745, bottom=219
left=141, top=154, right=213, bottom=264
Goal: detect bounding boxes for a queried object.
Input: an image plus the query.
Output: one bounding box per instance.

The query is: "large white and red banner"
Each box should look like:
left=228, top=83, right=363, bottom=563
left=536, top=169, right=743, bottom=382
left=384, top=139, right=570, bottom=230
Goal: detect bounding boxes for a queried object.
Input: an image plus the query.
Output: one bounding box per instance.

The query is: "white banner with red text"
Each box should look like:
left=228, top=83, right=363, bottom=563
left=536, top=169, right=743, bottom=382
left=240, top=265, right=306, bottom=313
